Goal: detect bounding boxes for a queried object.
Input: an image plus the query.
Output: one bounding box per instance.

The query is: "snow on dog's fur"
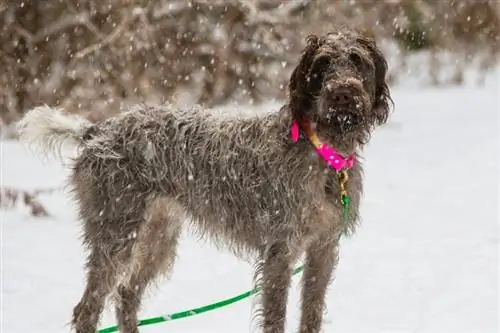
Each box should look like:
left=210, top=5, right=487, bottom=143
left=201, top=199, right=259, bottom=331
left=17, top=29, right=392, bottom=333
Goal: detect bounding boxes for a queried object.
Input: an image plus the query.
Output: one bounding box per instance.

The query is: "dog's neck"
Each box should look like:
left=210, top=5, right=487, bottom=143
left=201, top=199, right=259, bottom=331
left=290, top=118, right=355, bottom=172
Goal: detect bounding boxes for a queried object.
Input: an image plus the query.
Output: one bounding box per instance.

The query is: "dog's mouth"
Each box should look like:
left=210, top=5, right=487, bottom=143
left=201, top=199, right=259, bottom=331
left=326, top=106, right=362, bottom=134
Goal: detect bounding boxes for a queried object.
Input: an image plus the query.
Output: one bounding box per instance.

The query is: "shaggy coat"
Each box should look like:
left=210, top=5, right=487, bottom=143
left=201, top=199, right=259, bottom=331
left=17, top=29, right=392, bottom=333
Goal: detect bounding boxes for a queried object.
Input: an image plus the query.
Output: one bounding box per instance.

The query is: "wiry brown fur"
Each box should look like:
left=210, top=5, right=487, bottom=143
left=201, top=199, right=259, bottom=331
left=17, top=29, right=392, bottom=333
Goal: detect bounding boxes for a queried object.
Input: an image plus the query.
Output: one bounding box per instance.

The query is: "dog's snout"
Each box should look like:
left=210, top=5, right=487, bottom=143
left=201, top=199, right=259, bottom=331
left=327, top=83, right=363, bottom=108
left=332, top=89, right=355, bottom=106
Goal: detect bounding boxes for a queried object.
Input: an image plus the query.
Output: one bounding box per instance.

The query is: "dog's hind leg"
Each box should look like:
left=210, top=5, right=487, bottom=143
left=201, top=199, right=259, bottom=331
left=114, top=197, right=184, bottom=333
left=71, top=245, right=123, bottom=333
left=298, top=234, right=338, bottom=333
left=260, top=242, right=296, bottom=333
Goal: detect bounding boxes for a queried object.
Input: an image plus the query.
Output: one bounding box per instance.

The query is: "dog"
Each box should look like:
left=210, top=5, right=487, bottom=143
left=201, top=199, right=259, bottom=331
left=17, top=29, right=392, bottom=333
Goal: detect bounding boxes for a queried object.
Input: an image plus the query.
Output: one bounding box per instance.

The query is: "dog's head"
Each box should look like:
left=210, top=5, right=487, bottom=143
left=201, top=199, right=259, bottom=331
left=288, top=30, right=392, bottom=149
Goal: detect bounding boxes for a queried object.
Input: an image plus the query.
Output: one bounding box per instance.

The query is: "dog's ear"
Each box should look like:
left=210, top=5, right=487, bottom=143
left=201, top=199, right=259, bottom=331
left=305, top=53, right=332, bottom=99
left=357, top=36, right=393, bottom=125
left=288, top=35, right=324, bottom=122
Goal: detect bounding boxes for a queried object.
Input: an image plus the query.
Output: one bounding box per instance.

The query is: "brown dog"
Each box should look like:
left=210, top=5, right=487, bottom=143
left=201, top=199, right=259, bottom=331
left=17, top=29, right=392, bottom=333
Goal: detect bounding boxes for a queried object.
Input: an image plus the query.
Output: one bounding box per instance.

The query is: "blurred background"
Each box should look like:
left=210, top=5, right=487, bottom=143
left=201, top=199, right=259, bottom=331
left=1, top=0, right=498, bottom=128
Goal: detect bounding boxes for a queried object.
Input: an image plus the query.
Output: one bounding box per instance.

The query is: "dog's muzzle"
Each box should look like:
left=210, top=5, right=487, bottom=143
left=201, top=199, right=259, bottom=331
left=326, top=86, right=365, bottom=133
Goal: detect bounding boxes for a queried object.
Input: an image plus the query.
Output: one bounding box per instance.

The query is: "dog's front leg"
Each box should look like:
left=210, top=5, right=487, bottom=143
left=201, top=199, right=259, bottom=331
left=261, top=242, right=294, bottom=333
left=298, top=235, right=338, bottom=333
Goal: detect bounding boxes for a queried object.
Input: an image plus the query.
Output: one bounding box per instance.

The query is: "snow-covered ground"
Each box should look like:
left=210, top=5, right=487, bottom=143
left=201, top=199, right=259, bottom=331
left=1, top=69, right=498, bottom=333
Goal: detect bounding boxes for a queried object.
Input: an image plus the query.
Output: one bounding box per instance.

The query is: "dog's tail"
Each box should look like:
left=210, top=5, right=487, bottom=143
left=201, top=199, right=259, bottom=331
left=16, top=105, right=93, bottom=160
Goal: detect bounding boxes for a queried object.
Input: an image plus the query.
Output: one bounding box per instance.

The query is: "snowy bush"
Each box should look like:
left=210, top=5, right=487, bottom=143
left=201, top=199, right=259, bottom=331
left=1, top=0, right=498, bottom=126
left=0, top=186, right=52, bottom=217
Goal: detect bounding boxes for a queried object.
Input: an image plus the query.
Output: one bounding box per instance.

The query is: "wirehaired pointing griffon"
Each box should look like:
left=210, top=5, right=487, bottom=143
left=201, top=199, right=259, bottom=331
left=17, top=29, right=392, bottom=333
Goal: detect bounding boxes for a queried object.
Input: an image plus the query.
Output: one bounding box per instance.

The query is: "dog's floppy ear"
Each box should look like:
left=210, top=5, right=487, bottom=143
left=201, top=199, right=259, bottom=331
left=357, top=36, right=393, bottom=125
left=288, top=35, right=325, bottom=122
left=305, top=53, right=332, bottom=100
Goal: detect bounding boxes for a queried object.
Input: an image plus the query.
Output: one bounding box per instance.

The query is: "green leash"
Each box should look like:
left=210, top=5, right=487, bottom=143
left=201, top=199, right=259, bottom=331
left=97, top=170, right=352, bottom=333
left=97, top=266, right=305, bottom=333
left=341, top=193, right=351, bottom=223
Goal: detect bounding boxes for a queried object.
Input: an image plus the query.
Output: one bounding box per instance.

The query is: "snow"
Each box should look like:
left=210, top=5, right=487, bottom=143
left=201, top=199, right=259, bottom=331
left=1, top=70, right=498, bottom=333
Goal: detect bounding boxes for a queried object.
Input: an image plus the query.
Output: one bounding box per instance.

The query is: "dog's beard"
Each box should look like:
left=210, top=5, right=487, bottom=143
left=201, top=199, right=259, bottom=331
left=326, top=107, right=362, bottom=134
left=323, top=95, right=369, bottom=134
left=314, top=106, right=373, bottom=151
left=317, top=89, right=369, bottom=129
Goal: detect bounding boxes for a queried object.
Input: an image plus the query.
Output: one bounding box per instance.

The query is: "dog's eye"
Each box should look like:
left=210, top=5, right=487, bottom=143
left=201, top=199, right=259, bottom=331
left=311, top=55, right=331, bottom=75
left=349, top=53, right=363, bottom=68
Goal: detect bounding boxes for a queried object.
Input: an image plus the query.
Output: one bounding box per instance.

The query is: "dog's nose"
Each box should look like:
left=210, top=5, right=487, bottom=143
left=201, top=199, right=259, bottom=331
left=332, top=89, right=355, bottom=106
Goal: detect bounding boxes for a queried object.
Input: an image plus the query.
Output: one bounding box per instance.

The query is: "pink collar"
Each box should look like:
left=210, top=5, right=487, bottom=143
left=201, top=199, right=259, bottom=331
left=290, top=119, right=355, bottom=172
